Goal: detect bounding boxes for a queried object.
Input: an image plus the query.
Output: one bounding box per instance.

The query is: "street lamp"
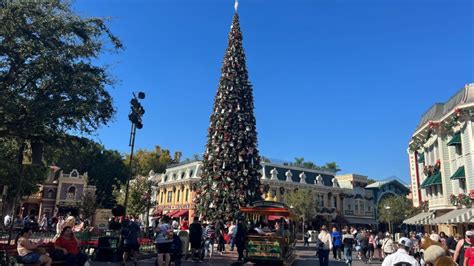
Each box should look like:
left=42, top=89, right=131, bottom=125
left=123, top=92, right=145, bottom=216
left=385, top=205, right=391, bottom=236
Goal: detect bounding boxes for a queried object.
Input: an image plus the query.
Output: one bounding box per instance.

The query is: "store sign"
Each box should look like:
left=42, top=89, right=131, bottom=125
left=247, top=239, right=281, bottom=259
left=94, top=209, right=112, bottom=229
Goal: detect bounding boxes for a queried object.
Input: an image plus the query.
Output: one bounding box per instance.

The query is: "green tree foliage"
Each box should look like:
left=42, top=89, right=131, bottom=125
left=43, top=136, right=127, bottom=208
left=367, top=178, right=377, bottom=185
left=78, top=192, right=98, bottom=220
left=115, top=176, right=156, bottom=217
left=284, top=188, right=316, bottom=220
left=124, top=146, right=180, bottom=176
left=378, top=195, right=416, bottom=224
left=195, top=14, right=262, bottom=221
left=0, top=1, right=121, bottom=206
left=0, top=138, right=47, bottom=203
left=0, top=1, right=121, bottom=141
left=286, top=158, right=341, bottom=172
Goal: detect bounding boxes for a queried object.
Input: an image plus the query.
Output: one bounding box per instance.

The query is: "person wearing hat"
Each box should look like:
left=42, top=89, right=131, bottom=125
left=382, top=237, right=419, bottom=266
left=317, top=225, right=333, bottom=266
left=454, top=230, right=474, bottom=265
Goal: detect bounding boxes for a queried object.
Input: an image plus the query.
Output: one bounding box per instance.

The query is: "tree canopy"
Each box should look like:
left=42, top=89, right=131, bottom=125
left=0, top=1, right=122, bottom=141
left=115, top=176, right=157, bottom=217
left=285, top=158, right=341, bottom=172
left=125, top=146, right=181, bottom=177
left=284, top=188, right=316, bottom=220
left=378, top=195, right=418, bottom=224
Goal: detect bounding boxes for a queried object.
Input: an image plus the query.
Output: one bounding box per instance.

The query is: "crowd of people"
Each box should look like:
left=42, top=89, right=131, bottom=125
left=313, top=225, right=474, bottom=266
left=12, top=212, right=93, bottom=266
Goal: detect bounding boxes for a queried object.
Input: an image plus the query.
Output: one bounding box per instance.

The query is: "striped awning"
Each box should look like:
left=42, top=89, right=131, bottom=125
left=432, top=208, right=474, bottom=224
left=403, top=211, right=435, bottom=225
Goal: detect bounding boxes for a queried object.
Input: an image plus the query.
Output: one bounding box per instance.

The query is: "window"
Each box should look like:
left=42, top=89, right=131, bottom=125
left=189, top=170, right=194, bottom=178
left=433, top=186, right=438, bottom=197
left=455, top=145, right=463, bottom=156
left=334, top=197, right=337, bottom=208
left=180, top=172, right=185, bottom=179
left=185, top=189, right=189, bottom=202
left=460, top=179, right=466, bottom=193
left=47, top=189, right=54, bottom=199
left=272, top=189, right=277, bottom=197
left=173, top=173, right=177, bottom=180
left=348, top=204, right=351, bottom=210
left=164, top=175, right=168, bottom=182
left=67, top=186, right=76, bottom=200
left=354, top=201, right=359, bottom=211
left=167, top=191, right=173, bottom=203
left=177, top=190, right=180, bottom=202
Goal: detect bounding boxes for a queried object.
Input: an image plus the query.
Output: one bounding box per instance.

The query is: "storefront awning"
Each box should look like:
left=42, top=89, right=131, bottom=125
left=165, top=210, right=179, bottom=217
left=431, top=208, right=474, bottom=224
left=172, top=210, right=189, bottom=218
left=344, top=217, right=377, bottom=225
left=403, top=211, right=435, bottom=225
left=421, top=172, right=442, bottom=188
left=447, top=132, right=461, bottom=146
left=429, top=172, right=442, bottom=186
left=450, top=166, right=465, bottom=180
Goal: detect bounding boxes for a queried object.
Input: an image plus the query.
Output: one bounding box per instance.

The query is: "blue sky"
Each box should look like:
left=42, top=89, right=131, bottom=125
left=74, top=0, right=473, bottom=182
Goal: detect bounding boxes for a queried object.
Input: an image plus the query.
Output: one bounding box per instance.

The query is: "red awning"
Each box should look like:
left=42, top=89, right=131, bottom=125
left=268, top=215, right=286, bottom=221
left=165, top=210, right=179, bottom=217
left=172, top=210, right=189, bottom=218
left=152, top=209, right=163, bottom=217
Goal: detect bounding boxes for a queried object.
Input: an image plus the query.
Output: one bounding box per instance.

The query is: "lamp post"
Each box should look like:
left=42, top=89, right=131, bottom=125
left=123, top=92, right=145, bottom=216
left=385, top=205, right=391, bottom=236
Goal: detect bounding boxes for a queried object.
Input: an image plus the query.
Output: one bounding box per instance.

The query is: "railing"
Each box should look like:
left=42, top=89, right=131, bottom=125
left=344, top=210, right=354, bottom=215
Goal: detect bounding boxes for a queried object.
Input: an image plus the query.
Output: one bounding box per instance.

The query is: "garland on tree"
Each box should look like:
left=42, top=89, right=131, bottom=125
left=194, top=12, right=262, bottom=221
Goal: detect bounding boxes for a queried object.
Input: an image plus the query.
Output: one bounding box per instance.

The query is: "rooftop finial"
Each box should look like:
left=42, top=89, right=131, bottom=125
left=234, top=0, right=239, bottom=13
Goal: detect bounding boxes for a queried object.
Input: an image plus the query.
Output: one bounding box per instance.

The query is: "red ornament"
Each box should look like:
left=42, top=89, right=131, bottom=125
left=470, top=190, right=474, bottom=200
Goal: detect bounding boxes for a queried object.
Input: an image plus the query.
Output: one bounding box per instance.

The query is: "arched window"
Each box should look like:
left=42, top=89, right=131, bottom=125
left=47, top=189, right=54, bottom=199
left=67, top=186, right=76, bottom=200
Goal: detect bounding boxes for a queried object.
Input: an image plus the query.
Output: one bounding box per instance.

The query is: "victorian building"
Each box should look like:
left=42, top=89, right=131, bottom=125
left=406, top=83, right=474, bottom=235
left=20, top=168, right=96, bottom=219
left=155, top=160, right=344, bottom=225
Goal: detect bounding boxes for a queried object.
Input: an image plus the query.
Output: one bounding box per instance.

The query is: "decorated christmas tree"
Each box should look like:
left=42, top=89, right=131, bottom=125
left=194, top=10, right=262, bottom=221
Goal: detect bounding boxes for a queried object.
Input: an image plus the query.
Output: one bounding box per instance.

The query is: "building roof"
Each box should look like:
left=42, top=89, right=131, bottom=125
left=415, top=83, right=474, bottom=131
left=365, top=177, right=408, bottom=190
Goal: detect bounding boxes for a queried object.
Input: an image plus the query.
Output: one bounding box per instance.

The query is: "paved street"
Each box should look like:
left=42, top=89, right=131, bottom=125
left=91, top=243, right=383, bottom=266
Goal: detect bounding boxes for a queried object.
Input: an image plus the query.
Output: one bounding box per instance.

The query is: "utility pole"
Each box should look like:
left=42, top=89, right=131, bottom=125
left=123, top=92, right=145, bottom=216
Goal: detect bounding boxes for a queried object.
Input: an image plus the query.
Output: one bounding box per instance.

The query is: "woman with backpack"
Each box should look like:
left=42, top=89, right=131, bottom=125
left=317, top=225, right=333, bottom=266
left=382, top=232, right=395, bottom=258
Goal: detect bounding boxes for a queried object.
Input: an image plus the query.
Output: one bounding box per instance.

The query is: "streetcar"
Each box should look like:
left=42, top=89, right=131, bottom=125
left=240, top=200, right=298, bottom=266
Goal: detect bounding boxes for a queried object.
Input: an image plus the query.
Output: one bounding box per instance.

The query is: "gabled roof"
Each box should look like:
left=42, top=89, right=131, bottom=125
left=365, top=177, right=409, bottom=192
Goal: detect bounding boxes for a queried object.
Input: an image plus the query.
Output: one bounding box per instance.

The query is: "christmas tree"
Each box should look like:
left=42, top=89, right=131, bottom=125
left=194, top=11, right=262, bottom=221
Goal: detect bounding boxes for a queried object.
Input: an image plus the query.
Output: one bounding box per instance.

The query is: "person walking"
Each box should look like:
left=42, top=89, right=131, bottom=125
left=368, top=232, right=376, bottom=262
left=228, top=221, right=237, bottom=251
left=155, top=216, right=173, bottom=266
left=215, top=219, right=225, bottom=254
left=235, top=217, right=247, bottom=262
left=342, top=227, right=355, bottom=266
left=359, top=231, right=369, bottom=263
left=374, top=232, right=384, bottom=261
left=303, top=229, right=310, bottom=247
left=454, top=231, right=474, bottom=265
left=382, top=232, right=395, bottom=258
left=187, top=216, right=203, bottom=260
left=463, top=231, right=474, bottom=266
left=382, top=237, right=419, bottom=266
left=331, top=227, right=342, bottom=260
left=121, top=218, right=140, bottom=265
left=317, top=225, right=333, bottom=266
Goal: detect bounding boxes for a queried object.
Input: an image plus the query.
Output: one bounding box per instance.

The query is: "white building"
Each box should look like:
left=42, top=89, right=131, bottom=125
left=406, top=83, right=474, bottom=234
